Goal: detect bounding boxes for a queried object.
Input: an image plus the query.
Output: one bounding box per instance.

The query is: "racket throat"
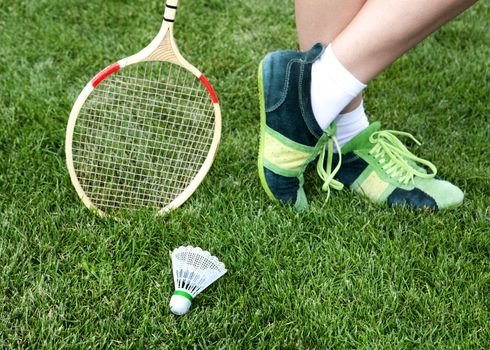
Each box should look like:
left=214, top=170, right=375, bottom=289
left=144, top=32, right=180, bottom=64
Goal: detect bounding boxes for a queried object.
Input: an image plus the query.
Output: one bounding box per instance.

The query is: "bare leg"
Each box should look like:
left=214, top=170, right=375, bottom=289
left=332, top=0, right=477, bottom=83
left=295, top=0, right=366, bottom=51
left=295, top=0, right=366, bottom=112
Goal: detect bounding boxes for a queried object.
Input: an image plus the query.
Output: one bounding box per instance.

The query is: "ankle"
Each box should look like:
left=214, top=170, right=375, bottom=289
left=334, top=101, right=369, bottom=150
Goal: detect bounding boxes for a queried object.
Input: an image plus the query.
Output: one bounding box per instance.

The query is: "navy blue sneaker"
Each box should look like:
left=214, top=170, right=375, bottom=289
left=258, top=43, right=343, bottom=210
left=324, top=122, right=464, bottom=210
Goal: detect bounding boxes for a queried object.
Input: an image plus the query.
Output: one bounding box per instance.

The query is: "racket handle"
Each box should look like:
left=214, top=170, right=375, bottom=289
left=164, top=0, right=179, bottom=23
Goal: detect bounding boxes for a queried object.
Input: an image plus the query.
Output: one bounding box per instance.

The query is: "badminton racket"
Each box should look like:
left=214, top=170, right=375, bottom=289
left=65, top=0, right=221, bottom=217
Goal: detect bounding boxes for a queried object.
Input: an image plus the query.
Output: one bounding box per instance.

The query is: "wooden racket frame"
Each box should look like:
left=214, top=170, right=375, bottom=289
left=66, top=0, right=221, bottom=217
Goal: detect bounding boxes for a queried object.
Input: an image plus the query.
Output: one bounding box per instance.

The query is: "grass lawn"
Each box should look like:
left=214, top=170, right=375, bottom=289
left=0, top=0, right=489, bottom=348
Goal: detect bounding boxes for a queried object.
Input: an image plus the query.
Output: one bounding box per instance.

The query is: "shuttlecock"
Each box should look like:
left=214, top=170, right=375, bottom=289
left=170, top=246, right=227, bottom=315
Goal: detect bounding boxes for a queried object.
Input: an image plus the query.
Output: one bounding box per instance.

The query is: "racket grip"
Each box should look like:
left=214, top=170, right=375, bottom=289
left=164, top=0, right=179, bottom=22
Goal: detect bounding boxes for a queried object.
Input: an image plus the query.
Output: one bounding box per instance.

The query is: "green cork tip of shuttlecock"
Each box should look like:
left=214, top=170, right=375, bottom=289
left=170, top=246, right=227, bottom=316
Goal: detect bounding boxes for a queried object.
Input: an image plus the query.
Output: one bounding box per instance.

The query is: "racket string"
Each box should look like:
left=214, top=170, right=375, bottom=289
left=72, top=62, right=216, bottom=212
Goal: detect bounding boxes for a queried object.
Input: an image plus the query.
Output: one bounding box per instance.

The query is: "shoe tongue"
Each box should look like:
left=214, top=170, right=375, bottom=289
left=340, top=122, right=381, bottom=154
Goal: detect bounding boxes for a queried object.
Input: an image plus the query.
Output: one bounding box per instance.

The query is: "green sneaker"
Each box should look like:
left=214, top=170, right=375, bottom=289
left=323, top=122, right=464, bottom=210
left=258, top=43, right=343, bottom=210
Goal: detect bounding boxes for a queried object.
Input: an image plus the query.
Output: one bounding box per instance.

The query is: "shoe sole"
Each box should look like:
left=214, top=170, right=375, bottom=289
left=257, top=59, right=277, bottom=202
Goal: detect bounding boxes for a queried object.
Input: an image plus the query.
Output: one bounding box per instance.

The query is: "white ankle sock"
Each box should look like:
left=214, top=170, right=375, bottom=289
left=311, top=44, right=367, bottom=131
left=334, top=101, right=369, bottom=150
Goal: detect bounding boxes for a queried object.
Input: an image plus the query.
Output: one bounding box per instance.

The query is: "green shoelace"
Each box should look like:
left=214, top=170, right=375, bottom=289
left=368, top=130, right=437, bottom=185
left=316, top=132, right=344, bottom=200
left=316, top=128, right=438, bottom=199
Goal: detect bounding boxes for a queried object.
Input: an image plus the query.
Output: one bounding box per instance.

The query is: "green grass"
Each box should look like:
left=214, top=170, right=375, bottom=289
left=1, top=0, right=489, bottom=348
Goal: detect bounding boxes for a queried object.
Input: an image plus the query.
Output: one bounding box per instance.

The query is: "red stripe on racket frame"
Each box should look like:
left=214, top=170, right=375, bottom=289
left=91, top=63, right=121, bottom=88
left=199, top=74, right=219, bottom=103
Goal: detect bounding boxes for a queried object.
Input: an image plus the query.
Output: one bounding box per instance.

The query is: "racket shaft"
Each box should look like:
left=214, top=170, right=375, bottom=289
left=164, top=0, right=179, bottom=22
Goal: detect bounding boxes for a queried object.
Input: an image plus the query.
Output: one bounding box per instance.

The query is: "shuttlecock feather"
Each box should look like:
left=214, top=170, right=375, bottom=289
left=170, top=246, right=227, bottom=315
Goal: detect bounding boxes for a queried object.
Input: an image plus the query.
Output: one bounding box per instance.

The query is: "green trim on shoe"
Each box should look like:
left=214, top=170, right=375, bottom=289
left=258, top=60, right=278, bottom=204
left=263, top=127, right=315, bottom=175
left=265, top=126, right=317, bottom=154
left=258, top=61, right=276, bottom=201
left=350, top=165, right=397, bottom=203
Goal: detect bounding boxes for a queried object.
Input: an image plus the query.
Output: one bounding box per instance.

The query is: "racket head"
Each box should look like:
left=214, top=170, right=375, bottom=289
left=66, top=28, right=221, bottom=217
